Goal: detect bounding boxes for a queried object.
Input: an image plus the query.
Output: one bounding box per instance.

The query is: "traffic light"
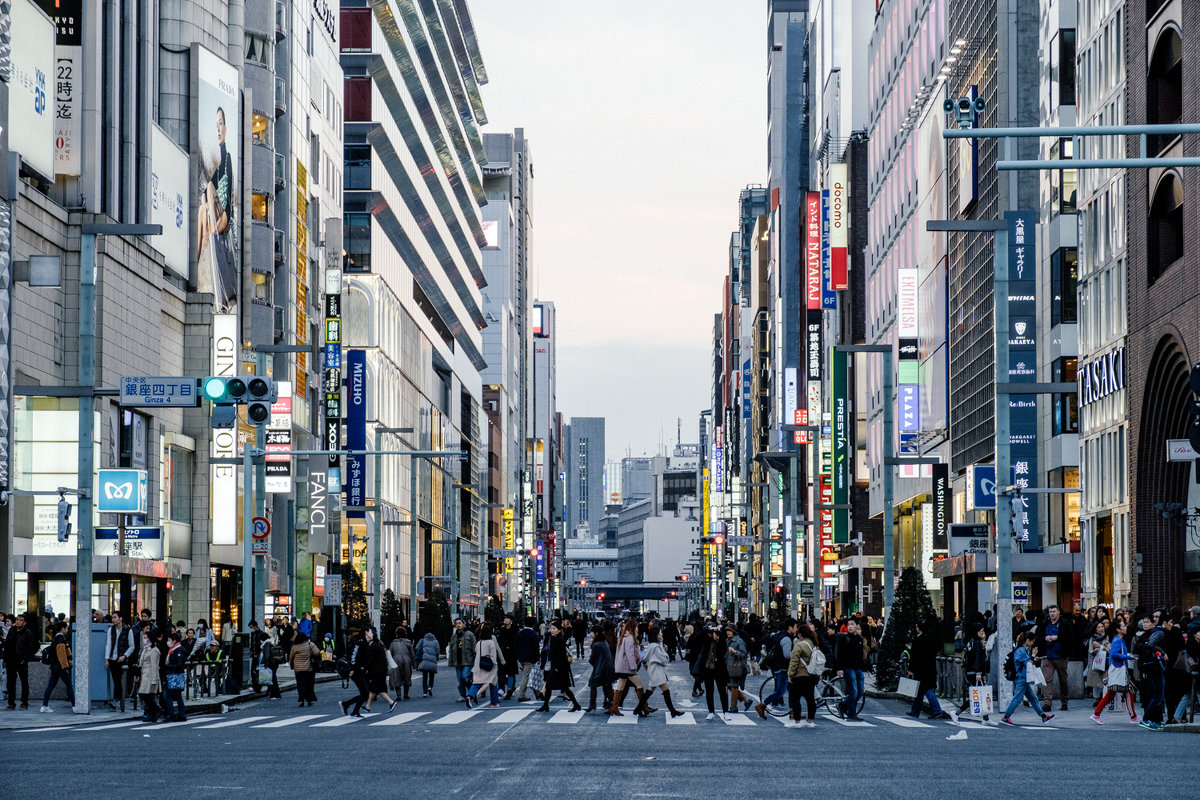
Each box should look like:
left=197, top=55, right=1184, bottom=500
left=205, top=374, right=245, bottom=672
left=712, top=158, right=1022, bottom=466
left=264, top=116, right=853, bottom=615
left=701, top=535, right=725, bottom=546
left=202, top=375, right=247, bottom=429
left=245, top=376, right=278, bottom=425
left=56, top=495, right=72, bottom=543
left=1189, top=363, right=1200, bottom=452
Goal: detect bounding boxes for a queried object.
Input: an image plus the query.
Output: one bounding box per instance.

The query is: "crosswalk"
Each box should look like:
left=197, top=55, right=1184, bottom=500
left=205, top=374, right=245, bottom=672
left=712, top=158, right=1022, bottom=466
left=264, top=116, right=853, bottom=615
left=12, top=708, right=1025, bottom=734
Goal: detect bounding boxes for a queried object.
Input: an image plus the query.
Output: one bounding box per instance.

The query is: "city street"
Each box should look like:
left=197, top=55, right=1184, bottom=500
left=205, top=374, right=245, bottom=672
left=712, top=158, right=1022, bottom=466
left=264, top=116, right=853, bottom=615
left=3, top=660, right=1194, bottom=799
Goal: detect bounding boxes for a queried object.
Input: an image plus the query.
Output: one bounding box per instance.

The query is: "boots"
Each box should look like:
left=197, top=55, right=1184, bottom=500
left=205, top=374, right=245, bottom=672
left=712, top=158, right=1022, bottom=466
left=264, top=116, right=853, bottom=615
left=536, top=689, right=551, bottom=712
left=663, top=689, right=685, bottom=718
left=585, top=687, right=598, bottom=712
left=633, top=687, right=651, bottom=717
left=607, top=687, right=627, bottom=716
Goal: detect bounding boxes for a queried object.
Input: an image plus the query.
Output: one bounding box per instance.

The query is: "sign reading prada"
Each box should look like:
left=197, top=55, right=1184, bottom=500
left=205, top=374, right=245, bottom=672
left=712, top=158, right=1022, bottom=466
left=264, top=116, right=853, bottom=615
left=1078, top=346, right=1124, bottom=407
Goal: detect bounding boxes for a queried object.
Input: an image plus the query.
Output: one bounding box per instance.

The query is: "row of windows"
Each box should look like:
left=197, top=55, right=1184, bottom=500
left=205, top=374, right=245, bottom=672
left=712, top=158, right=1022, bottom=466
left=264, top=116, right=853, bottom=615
left=1080, top=426, right=1127, bottom=510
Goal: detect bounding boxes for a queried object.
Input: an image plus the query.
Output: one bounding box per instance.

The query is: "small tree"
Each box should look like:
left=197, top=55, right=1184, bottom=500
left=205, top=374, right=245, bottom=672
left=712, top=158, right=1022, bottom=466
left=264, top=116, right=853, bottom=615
left=875, top=566, right=937, bottom=691
left=339, top=562, right=371, bottom=633
left=380, top=588, right=403, bottom=643
left=419, top=589, right=453, bottom=651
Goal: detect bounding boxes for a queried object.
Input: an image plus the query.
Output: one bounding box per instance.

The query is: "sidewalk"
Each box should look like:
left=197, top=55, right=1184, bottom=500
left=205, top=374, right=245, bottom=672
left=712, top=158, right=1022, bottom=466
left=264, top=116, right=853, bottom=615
left=0, top=666, right=344, bottom=730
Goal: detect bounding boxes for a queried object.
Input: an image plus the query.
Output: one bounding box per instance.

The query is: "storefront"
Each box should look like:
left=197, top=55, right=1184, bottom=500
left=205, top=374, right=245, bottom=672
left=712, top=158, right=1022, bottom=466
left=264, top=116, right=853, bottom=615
left=933, top=550, right=1085, bottom=619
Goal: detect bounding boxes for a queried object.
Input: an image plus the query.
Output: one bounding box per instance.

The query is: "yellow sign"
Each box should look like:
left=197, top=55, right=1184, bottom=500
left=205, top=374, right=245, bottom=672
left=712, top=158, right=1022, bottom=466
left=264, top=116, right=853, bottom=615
left=702, top=470, right=710, bottom=585
left=503, top=508, right=515, bottom=573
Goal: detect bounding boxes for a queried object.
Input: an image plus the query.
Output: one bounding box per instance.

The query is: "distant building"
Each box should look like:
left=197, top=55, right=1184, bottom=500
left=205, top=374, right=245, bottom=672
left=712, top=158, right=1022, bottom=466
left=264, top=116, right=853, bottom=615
left=564, top=417, right=606, bottom=542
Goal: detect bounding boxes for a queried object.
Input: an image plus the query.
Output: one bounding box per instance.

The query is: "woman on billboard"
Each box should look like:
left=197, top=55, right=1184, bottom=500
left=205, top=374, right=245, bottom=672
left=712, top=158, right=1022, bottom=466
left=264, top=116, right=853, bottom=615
left=197, top=105, right=238, bottom=311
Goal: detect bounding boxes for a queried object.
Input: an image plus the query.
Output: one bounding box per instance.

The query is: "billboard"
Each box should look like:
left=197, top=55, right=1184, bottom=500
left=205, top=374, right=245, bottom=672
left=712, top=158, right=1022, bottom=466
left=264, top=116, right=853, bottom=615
left=33, top=0, right=81, bottom=175
left=829, top=163, right=848, bottom=289
left=9, top=0, right=56, bottom=179
left=831, top=347, right=849, bottom=544
left=345, top=350, right=367, bottom=517
left=151, top=125, right=191, bottom=278
left=805, top=192, right=822, bottom=310
left=192, top=46, right=240, bottom=313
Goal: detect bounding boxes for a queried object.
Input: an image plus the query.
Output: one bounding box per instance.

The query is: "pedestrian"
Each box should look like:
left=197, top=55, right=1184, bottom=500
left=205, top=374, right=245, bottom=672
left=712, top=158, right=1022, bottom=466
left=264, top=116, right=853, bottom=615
left=642, top=626, right=684, bottom=717
left=1000, top=632, right=1056, bottom=726
left=754, top=618, right=796, bottom=719
left=194, top=618, right=214, bottom=652
left=102, top=611, right=136, bottom=711
left=608, top=618, right=647, bottom=716
left=958, top=623, right=990, bottom=716
left=339, top=630, right=370, bottom=717
left=572, top=613, right=587, bottom=658
left=388, top=627, right=415, bottom=700
left=361, top=628, right=397, bottom=714
left=513, top=617, right=540, bottom=701
left=162, top=631, right=187, bottom=722
left=415, top=629, right=440, bottom=697
left=724, top=624, right=751, bottom=712
left=1091, top=618, right=1137, bottom=724
left=289, top=632, right=321, bottom=707
left=1136, top=610, right=1169, bottom=730
left=786, top=622, right=821, bottom=728
left=684, top=622, right=705, bottom=698
left=695, top=625, right=731, bottom=721
left=1085, top=618, right=1111, bottom=701
left=447, top=617, right=477, bottom=702
left=39, top=620, right=75, bottom=712
left=834, top=617, right=867, bottom=721
left=2, top=613, right=35, bottom=710
left=496, top=615, right=519, bottom=699
left=298, top=612, right=314, bottom=640
left=467, top=623, right=503, bottom=708
left=1035, top=604, right=1073, bottom=711
left=585, top=623, right=615, bottom=712
left=536, top=620, right=581, bottom=712
left=248, top=620, right=267, bottom=695
left=906, top=619, right=952, bottom=720
left=137, top=629, right=163, bottom=723
left=1169, top=625, right=1200, bottom=723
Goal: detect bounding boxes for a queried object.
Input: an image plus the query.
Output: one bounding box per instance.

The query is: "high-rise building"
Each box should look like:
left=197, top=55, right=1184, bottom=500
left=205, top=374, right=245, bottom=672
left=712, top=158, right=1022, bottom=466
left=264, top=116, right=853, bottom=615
left=564, top=416, right=605, bottom=545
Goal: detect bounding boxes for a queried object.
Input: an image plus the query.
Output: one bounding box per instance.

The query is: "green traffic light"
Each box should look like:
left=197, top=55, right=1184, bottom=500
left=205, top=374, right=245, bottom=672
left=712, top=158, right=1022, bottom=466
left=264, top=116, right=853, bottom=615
left=203, top=377, right=227, bottom=401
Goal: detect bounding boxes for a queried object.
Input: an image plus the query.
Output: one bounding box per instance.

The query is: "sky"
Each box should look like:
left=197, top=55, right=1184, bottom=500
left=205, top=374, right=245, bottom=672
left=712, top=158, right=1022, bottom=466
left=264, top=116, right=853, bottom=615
left=469, top=1, right=766, bottom=459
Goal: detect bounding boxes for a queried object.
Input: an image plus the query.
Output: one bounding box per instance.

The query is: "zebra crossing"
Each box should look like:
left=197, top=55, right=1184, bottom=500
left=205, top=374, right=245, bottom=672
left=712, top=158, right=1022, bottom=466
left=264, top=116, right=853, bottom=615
left=10, top=708, right=1022, bottom=734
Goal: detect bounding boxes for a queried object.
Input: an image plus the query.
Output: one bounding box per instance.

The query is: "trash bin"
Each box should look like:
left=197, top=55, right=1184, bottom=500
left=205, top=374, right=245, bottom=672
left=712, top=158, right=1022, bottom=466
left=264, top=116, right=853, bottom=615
left=227, top=633, right=247, bottom=694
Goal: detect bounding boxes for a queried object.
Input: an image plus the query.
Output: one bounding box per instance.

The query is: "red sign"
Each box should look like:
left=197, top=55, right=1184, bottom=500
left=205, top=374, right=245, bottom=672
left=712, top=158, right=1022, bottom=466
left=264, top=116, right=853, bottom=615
left=819, top=475, right=835, bottom=575
left=805, top=192, right=822, bottom=310
left=793, top=408, right=811, bottom=445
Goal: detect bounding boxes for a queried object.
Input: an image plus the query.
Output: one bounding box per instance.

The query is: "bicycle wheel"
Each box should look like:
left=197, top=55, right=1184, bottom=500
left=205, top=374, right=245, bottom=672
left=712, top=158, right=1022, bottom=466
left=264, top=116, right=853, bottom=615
left=758, top=674, right=789, bottom=716
left=821, top=675, right=848, bottom=718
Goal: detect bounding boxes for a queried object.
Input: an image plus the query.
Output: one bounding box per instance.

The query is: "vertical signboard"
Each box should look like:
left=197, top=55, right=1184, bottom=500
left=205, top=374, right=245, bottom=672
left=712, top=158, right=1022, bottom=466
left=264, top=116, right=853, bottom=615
left=819, top=474, right=835, bottom=585
left=503, top=508, right=515, bottom=573
left=324, top=218, right=343, bottom=487
left=831, top=347, right=849, bottom=544
left=151, top=125, right=190, bottom=279
left=1005, top=210, right=1039, bottom=541
left=9, top=0, right=55, bottom=179
left=211, top=314, right=239, bottom=544
left=805, top=192, right=822, bottom=310
left=932, top=462, right=949, bottom=551
left=265, top=381, right=292, bottom=493
left=295, top=161, right=309, bottom=398
left=829, top=163, right=848, bottom=290
left=33, top=0, right=81, bottom=175
left=345, top=350, right=366, bottom=517
left=193, top=45, right=240, bottom=313
left=308, top=466, right=329, bottom=553
left=820, top=189, right=835, bottom=308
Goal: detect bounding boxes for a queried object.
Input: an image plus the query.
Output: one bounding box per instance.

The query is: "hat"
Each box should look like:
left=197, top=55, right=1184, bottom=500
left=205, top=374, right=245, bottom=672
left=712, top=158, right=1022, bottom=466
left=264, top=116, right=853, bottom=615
left=1189, top=606, right=1200, bottom=617
left=325, top=632, right=333, bottom=639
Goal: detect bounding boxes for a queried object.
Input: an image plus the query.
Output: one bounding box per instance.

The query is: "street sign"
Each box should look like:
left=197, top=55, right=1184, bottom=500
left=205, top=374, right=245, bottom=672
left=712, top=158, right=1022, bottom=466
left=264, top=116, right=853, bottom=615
left=97, top=469, right=148, bottom=514
left=799, top=581, right=815, bottom=601
left=1167, top=439, right=1198, bottom=462
left=966, top=464, right=997, bottom=510
left=324, top=574, right=342, bottom=606
left=949, top=523, right=990, bottom=557
left=119, top=376, right=199, bottom=407
left=252, top=516, right=270, bottom=555
left=95, top=527, right=162, bottom=559
left=1012, top=581, right=1031, bottom=606
left=726, top=536, right=756, bottom=546
left=492, top=548, right=518, bottom=557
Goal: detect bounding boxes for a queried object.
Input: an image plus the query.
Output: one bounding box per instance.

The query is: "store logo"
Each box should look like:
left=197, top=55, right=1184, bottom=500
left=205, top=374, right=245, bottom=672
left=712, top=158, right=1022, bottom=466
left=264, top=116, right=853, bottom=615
left=104, top=481, right=133, bottom=500
left=1014, top=322, right=1026, bottom=337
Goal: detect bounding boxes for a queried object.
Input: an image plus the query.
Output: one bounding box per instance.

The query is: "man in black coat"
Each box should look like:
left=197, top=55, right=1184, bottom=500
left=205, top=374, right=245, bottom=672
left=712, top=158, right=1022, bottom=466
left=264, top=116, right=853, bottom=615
left=3, top=614, right=37, bottom=708
left=906, top=619, right=951, bottom=720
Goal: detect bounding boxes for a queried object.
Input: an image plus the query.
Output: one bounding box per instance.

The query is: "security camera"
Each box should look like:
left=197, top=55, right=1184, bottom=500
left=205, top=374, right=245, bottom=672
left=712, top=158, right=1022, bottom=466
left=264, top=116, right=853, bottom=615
left=973, top=97, right=986, bottom=114
left=947, top=95, right=985, bottom=130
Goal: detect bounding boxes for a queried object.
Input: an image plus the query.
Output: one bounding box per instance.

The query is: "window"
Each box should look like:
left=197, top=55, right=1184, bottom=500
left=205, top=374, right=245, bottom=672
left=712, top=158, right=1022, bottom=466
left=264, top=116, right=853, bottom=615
left=1052, top=357, right=1079, bottom=435
left=167, top=446, right=193, bottom=525
left=245, top=34, right=272, bottom=68
left=1148, top=172, right=1183, bottom=283
left=1050, top=139, right=1077, bottom=215
left=1050, top=29, right=1077, bottom=109
left=344, top=211, right=371, bottom=272
left=345, top=144, right=371, bottom=190
left=1147, top=27, right=1182, bottom=154
left=251, top=113, right=271, bottom=146
left=1050, top=247, right=1077, bottom=326
left=251, top=193, right=270, bottom=223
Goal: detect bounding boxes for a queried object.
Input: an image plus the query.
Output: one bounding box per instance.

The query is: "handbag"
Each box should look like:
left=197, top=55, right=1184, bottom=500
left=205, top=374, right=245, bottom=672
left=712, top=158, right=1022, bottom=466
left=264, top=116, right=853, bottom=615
left=256, top=665, right=273, bottom=685
left=1173, top=650, right=1196, bottom=673
left=1106, top=664, right=1128, bottom=689
left=1090, top=646, right=1108, bottom=673
left=967, top=684, right=993, bottom=717
left=166, top=672, right=186, bottom=691
left=527, top=663, right=545, bottom=693
left=386, top=649, right=398, bottom=671
left=1026, top=661, right=1047, bottom=687
left=479, top=654, right=495, bottom=671
left=897, top=676, right=920, bottom=699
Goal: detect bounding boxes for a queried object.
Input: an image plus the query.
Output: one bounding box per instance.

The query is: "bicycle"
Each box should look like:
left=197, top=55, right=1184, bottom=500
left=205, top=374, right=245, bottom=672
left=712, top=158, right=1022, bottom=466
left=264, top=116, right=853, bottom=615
left=756, top=671, right=866, bottom=718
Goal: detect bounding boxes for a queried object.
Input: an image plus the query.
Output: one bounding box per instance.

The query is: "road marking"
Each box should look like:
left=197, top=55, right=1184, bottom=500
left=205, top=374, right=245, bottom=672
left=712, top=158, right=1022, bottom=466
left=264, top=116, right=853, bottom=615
left=253, top=715, right=326, bottom=728
left=665, top=712, right=696, bottom=725
left=719, top=713, right=756, bottom=726
left=873, top=715, right=934, bottom=728
left=950, top=720, right=994, bottom=730
left=430, top=710, right=483, bottom=725
left=311, top=715, right=368, bottom=727
left=196, top=715, right=273, bottom=729
left=827, top=716, right=875, bottom=727
left=607, top=713, right=638, bottom=724
left=14, top=725, right=79, bottom=733
left=1019, top=725, right=1058, bottom=730
left=80, top=721, right=148, bottom=731
left=370, top=712, right=430, bottom=726
left=488, top=709, right=533, bottom=724
left=154, top=718, right=210, bottom=728
left=549, top=710, right=585, bottom=724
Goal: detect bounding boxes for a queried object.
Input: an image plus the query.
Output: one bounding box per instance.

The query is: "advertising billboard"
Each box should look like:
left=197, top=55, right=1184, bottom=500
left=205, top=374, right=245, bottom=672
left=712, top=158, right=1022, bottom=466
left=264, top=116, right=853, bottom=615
left=33, top=0, right=82, bottom=175
left=829, top=163, right=848, bottom=289
left=345, top=350, right=367, bottom=517
left=151, top=125, right=191, bottom=279
left=805, top=192, right=822, bottom=310
left=192, top=46, right=240, bottom=313
left=9, top=0, right=56, bottom=179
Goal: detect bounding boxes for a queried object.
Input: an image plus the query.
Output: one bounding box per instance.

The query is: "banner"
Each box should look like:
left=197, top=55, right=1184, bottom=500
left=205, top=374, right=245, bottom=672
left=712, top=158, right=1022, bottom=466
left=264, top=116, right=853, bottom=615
left=805, top=192, right=821, bottom=310
left=831, top=347, right=849, bottom=545
left=265, top=381, right=292, bottom=493
left=820, top=189, right=835, bottom=309
left=829, top=163, right=848, bottom=289
left=932, top=462, right=949, bottom=550
left=345, top=350, right=366, bottom=517
left=34, top=0, right=81, bottom=175
left=1005, top=210, right=1039, bottom=542
left=193, top=45, right=240, bottom=314
left=10, top=0, right=55, bottom=179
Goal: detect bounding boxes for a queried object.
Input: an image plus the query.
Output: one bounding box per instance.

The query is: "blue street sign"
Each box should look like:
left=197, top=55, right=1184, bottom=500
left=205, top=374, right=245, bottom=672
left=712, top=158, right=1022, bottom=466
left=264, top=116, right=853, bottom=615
left=969, top=464, right=996, bottom=510
left=97, top=469, right=148, bottom=514
left=95, top=527, right=162, bottom=559
left=120, top=376, right=199, bottom=407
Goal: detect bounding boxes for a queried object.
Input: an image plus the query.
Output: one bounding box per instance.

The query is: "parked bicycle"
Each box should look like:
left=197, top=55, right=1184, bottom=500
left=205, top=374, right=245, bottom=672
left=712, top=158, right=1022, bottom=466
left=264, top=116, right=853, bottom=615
left=756, top=671, right=865, bottom=718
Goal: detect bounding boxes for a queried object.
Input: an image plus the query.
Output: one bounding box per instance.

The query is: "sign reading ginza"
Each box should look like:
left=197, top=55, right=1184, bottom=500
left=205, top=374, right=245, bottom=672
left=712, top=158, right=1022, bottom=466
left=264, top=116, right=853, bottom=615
left=1005, top=210, right=1039, bottom=541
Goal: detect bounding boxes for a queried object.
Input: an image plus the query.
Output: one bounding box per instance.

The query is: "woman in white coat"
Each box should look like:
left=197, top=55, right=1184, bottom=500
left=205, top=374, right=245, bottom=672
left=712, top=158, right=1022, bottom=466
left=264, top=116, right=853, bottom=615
left=466, top=623, right=503, bottom=707
left=641, top=626, right=684, bottom=718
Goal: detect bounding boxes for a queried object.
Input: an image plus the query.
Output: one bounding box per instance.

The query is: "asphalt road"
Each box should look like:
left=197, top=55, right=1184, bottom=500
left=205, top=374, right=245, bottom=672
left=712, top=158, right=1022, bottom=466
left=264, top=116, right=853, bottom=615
left=3, top=659, right=1193, bottom=799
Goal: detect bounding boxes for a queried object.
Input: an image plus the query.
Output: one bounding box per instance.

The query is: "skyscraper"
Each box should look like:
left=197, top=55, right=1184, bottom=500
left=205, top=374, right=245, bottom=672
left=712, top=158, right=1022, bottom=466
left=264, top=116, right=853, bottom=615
left=564, top=417, right=605, bottom=541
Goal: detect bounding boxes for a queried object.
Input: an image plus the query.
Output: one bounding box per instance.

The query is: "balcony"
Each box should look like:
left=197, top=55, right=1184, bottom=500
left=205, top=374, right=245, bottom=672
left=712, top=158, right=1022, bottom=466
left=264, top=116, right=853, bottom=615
left=275, top=75, right=287, bottom=118
left=345, top=76, right=372, bottom=122
left=250, top=141, right=275, bottom=194
left=250, top=221, right=274, bottom=275
left=341, top=8, right=372, bottom=52
left=244, top=61, right=274, bottom=118
left=245, top=0, right=273, bottom=37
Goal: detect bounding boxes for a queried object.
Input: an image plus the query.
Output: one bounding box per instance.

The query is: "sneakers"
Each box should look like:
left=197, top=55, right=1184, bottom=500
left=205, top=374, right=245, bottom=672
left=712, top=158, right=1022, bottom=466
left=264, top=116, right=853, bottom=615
left=1090, top=714, right=1105, bottom=725
left=930, top=711, right=952, bottom=720
left=904, top=711, right=921, bottom=718
left=705, top=712, right=715, bottom=721
left=388, top=700, right=397, bottom=714
left=1129, top=715, right=1140, bottom=724
left=999, top=716, right=1016, bottom=727
left=39, top=705, right=52, bottom=713
left=487, top=703, right=501, bottom=708
left=722, top=713, right=732, bottom=721
left=1041, top=713, right=1055, bottom=724
left=1138, top=720, right=1165, bottom=732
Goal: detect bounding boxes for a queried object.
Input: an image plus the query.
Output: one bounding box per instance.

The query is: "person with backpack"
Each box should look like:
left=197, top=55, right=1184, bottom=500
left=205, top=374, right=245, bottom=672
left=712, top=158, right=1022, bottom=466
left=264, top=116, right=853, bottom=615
left=1091, top=618, right=1137, bottom=724
left=755, top=618, right=797, bottom=719
left=906, top=619, right=952, bottom=720
left=415, top=630, right=440, bottom=697
left=786, top=622, right=822, bottom=727
left=1000, top=631, right=1056, bottom=726
left=39, top=620, right=75, bottom=712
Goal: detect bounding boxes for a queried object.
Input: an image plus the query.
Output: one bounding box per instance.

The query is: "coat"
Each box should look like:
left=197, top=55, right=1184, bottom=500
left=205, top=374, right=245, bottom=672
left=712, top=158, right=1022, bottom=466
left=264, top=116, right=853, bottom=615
left=365, top=639, right=389, bottom=693
left=787, top=638, right=816, bottom=679
left=644, top=642, right=669, bottom=686
left=416, top=633, right=440, bottom=673
left=910, top=631, right=940, bottom=685
left=588, top=639, right=615, bottom=688
left=448, top=629, right=476, bottom=667
left=138, top=644, right=162, bottom=693
left=289, top=640, right=320, bottom=673
left=473, top=638, right=500, bottom=687
left=614, top=633, right=641, bottom=675
left=544, top=634, right=572, bottom=691
left=496, top=624, right=519, bottom=676
left=389, top=638, right=415, bottom=688
left=696, top=636, right=730, bottom=681
left=725, top=635, right=749, bottom=681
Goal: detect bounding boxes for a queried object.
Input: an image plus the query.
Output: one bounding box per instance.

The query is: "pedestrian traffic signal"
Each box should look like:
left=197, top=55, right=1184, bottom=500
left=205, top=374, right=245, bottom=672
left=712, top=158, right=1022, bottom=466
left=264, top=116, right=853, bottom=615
left=56, top=494, right=72, bottom=542
left=245, top=377, right=277, bottom=425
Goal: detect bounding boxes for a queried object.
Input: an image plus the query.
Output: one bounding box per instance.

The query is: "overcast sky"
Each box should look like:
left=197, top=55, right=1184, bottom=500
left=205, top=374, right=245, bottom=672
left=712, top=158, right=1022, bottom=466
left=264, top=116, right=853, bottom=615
left=470, top=1, right=766, bottom=459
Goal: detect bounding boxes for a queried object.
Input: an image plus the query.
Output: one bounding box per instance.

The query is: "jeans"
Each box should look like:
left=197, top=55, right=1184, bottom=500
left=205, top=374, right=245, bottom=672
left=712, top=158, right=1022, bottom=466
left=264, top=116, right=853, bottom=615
left=454, top=665, right=473, bottom=698
left=42, top=664, right=75, bottom=706
left=1142, top=671, right=1166, bottom=724
left=764, top=669, right=788, bottom=706
left=910, top=687, right=945, bottom=716
left=841, top=669, right=864, bottom=717
left=1004, top=677, right=1046, bottom=718
left=163, top=688, right=185, bottom=720
left=515, top=662, right=535, bottom=698
left=468, top=682, right=500, bottom=704
left=1172, top=690, right=1196, bottom=722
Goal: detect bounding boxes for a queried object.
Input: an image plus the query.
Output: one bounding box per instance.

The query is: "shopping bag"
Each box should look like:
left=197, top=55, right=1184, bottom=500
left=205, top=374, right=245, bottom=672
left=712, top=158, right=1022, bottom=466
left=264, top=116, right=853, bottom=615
left=897, top=676, right=921, bottom=699
left=968, top=684, right=993, bottom=716
left=1026, top=662, right=1047, bottom=687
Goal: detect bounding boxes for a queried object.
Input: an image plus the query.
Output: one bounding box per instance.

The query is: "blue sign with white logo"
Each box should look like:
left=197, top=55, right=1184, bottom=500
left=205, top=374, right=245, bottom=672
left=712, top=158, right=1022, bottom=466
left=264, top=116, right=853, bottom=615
left=345, top=350, right=367, bottom=518
left=97, top=469, right=148, bottom=514
left=970, top=465, right=996, bottom=510
left=899, top=385, right=920, bottom=432
left=95, top=527, right=162, bottom=559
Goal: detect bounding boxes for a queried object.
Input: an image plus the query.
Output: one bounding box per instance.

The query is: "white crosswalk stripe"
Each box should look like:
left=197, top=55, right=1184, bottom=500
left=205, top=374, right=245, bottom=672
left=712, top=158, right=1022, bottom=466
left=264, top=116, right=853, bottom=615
left=15, top=725, right=79, bottom=733
left=82, top=721, right=148, bottom=731
left=607, top=713, right=637, bottom=724
left=827, top=716, right=875, bottom=727
left=950, top=720, right=994, bottom=731
left=874, top=715, right=934, bottom=728
left=370, top=712, right=430, bottom=726
left=665, top=712, right=696, bottom=725
left=311, top=715, right=366, bottom=727
left=253, top=714, right=327, bottom=728
left=430, top=709, right=484, bottom=725
left=196, top=715, right=273, bottom=729
left=489, top=709, right=533, bottom=724
left=549, top=710, right=585, bottom=724
left=719, top=713, right=756, bottom=726
left=154, top=718, right=209, bottom=728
